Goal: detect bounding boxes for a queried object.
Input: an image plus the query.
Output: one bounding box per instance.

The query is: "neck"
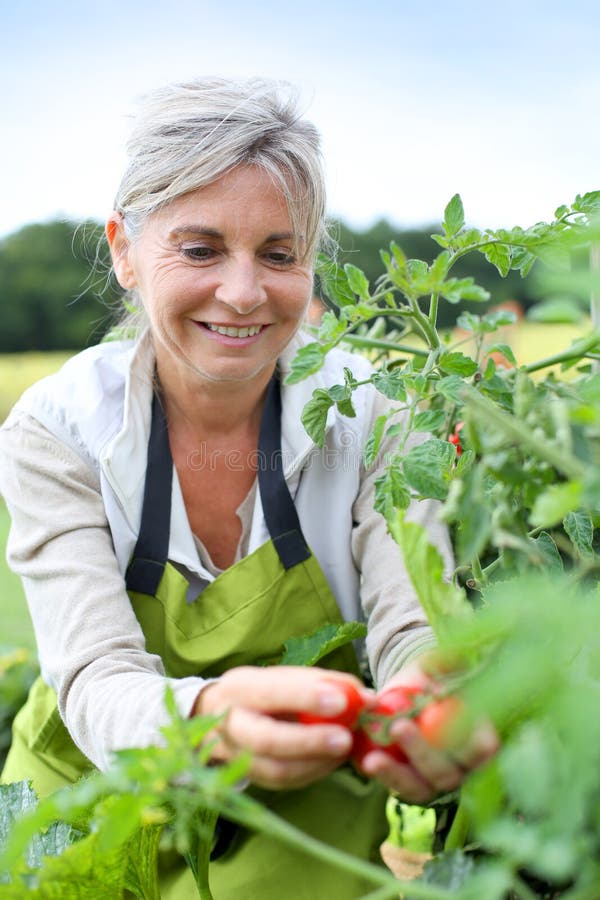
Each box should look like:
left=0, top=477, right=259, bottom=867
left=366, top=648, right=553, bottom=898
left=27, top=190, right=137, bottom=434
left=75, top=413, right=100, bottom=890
left=155, top=360, right=275, bottom=436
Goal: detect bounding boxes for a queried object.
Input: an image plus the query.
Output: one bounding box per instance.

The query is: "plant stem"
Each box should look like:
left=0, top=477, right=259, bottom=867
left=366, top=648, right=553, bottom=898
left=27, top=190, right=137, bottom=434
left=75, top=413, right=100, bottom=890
left=429, top=292, right=439, bottom=330
left=339, top=333, right=429, bottom=357
left=222, top=793, right=454, bottom=900
left=521, top=329, right=600, bottom=374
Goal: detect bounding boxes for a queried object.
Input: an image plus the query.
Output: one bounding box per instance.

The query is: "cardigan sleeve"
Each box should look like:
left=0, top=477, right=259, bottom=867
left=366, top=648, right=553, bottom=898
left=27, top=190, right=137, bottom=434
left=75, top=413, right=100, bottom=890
left=0, top=410, right=204, bottom=771
left=351, top=391, right=455, bottom=687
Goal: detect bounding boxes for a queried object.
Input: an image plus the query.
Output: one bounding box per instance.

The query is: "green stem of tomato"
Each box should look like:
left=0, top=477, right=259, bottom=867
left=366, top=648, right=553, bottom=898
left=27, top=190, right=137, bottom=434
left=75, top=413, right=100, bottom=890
left=221, top=792, right=454, bottom=899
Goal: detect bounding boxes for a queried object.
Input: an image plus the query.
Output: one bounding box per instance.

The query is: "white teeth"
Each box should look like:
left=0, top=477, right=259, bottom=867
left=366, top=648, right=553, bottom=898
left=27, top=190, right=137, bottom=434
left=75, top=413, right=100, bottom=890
left=206, top=324, right=262, bottom=337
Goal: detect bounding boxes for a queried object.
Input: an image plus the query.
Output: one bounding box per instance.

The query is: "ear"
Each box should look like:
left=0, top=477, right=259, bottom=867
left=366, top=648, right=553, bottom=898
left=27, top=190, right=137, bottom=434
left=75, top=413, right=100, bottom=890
left=106, top=213, right=137, bottom=289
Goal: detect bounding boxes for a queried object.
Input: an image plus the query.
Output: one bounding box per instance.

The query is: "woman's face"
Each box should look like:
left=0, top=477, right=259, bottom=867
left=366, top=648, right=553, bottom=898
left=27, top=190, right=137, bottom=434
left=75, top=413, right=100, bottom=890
left=109, top=165, right=314, bottom=389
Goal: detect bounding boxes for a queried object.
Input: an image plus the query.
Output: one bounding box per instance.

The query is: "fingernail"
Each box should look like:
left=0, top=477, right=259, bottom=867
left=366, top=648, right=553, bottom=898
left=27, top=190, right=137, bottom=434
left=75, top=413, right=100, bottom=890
left=327, top=731, right=352, bottom=754
left=317, top=689, right=347, bottom=716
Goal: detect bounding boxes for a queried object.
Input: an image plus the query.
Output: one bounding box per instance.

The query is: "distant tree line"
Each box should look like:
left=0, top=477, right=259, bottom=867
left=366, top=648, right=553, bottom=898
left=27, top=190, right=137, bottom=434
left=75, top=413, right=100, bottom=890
left=0, top=217, right=547, bottom=353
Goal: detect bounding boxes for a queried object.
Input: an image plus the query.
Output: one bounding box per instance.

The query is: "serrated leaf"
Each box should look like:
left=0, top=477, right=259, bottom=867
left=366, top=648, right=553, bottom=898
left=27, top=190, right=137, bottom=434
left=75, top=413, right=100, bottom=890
left=443, top=194, right=465, bottom=238
left=335, top=396, right=356, bottom=419
left=285, top=343, right=326, bottom=385
left=317, top=260, right=355, bottom=307
left=573, top=190, right=600, bottom=216
left=300, top=389, right=333, bottom=447
left=364, top=414, right=387, bottom=467
left=371, top=368, right=407, bottom=402
left=441, top=278, right=490, bottom=304
left=412, top=410, right=446, bottom=432
left=374, top=462, right=411, bottom=514
left=530, top=482, right=582, bottom=528
left=563, top=510, right=594, bottom=557
left=280, top=622, right=367, bottom=666
left=530, top=532, right=564, bottom=573
left=343, top=264, right=370, bottom=300
left=387, top=512, right=471, bottom=640
left=435, top=375, right=467, bottom=404
left=439, top=352, right=479, bottom=377
left=317, top=310, right=345, bottom=343
left=402, top=438, right=458, bottom=500
left=483, top=242, right=512, bottom=277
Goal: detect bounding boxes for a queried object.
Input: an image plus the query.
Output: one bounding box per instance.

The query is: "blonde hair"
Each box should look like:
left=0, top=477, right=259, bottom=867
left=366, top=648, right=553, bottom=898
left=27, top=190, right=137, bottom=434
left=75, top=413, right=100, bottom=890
left=111, top=77, right=328, bottom=333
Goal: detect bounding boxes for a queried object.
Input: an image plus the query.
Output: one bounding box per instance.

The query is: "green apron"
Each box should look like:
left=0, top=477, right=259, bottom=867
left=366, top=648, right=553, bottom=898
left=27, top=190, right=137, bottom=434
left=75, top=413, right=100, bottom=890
left=3, top=376, right=389, bottom=898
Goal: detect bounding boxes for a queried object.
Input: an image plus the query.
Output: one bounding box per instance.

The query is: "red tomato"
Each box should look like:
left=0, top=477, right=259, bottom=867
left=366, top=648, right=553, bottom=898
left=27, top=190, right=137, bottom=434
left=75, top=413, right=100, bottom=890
left=417, top=696, right=463, bottom=749
left=448, top=421, right=464, bottom=456
left=351, top=728, right=409, bottom=766
left=350, top=685, right=421, bottom=767
left=297, top=681, right=366, bottom=730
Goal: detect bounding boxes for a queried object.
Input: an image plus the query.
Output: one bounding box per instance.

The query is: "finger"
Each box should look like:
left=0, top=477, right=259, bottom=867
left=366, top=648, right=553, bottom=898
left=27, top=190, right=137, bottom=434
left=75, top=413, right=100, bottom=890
left=389, top=719, right=465, bottom=794
left=445, top=721, right=499, bottom=771
left=206, top=666, right=369, bottom=718
left=221, top=708, right=353, bottom=761
left=358, top=750, right=436, bottom=805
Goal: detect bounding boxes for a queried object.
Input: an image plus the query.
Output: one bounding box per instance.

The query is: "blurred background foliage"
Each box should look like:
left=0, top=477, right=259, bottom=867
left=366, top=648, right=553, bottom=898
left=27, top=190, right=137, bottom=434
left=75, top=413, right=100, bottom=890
left=0, top=216, right=590, bottom=354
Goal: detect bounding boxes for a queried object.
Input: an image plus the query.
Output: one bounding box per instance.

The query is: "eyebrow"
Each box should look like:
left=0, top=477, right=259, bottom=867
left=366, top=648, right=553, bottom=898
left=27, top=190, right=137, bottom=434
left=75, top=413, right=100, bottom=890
left=168, top=226, right=297, bottom=242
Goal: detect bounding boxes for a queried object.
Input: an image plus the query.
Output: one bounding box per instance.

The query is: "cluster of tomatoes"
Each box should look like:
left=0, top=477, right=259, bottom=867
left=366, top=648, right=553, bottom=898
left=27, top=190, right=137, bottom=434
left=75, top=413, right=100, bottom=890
left=298, top=681, right=462, bottom=769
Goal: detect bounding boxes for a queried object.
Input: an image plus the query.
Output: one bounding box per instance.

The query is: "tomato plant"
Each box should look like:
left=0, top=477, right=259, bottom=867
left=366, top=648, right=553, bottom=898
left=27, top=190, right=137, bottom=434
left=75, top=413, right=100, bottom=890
left=351, top=685, right=420, bottom=766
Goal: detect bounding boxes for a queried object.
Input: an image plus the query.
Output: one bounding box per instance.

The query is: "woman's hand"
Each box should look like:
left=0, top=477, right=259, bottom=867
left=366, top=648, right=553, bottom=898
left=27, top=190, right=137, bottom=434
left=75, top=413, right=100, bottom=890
left=354, top=659, right=499, bottom=804
left=192, top=665, right=370, bottom=790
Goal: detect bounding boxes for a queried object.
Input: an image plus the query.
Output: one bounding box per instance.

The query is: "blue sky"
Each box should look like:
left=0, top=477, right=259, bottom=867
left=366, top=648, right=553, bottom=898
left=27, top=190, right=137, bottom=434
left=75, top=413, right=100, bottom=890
left=2, top=0, right=600, bottom=238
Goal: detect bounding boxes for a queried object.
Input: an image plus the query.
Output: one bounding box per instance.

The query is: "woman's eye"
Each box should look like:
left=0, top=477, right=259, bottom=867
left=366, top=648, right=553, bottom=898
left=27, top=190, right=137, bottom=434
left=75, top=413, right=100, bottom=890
left=182, top=246, right=216, bottom=261
left=265, top=250, right=296, bottom=266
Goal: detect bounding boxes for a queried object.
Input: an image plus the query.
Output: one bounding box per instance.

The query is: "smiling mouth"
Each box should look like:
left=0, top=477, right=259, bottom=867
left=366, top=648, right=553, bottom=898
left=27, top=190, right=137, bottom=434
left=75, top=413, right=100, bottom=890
left=203, top=323, right=265, bottom=338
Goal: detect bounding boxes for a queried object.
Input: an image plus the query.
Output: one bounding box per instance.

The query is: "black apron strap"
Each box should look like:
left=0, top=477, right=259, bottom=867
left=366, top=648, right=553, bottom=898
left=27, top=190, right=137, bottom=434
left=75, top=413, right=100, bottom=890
left=257, top=375, right=311, bottom=570
left=125, top=391, right=173, bottom=594
left=126, top=373, right=310, bottom=592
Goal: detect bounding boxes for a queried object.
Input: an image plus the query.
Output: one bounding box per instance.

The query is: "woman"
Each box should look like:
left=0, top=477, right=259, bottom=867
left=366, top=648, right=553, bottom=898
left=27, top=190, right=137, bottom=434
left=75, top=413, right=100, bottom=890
left=0, top=79, right=495, bottom=898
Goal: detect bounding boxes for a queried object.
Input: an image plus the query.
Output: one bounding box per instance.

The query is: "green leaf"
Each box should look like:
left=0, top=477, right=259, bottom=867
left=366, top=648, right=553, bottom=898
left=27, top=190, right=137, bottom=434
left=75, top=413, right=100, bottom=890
left=371, top=368, right=407, bottom=401
left=530, top=482, right=582, bottom=528
left=530, top=532, right=564, bottom=573
left=441, top=278, right=490, bottom=304
left=343, top=264, right=370, bottom=300
left=374, top=462, right=411, bottom=514
left=483, top=242, right=512, bottom=277
left=317, top=310, right=346, bottom=343
left=280, top=622, right=367, bottom=666
left=317, top=259, right=355, bottom=307
left=387, top=512, right=471, bottom=640
left=300, top=389, right=333, bottom=447
left=0, top=782, right=81, bottom=875
left=364, top=414, right=388, bottom=467
left=335, top=396, right=356, bottom=419
left=439, top=352, right=479, bottom=377
left=123, top=825, right=163, bottom=900
left=572, top=190, right=600, bottom=216
left=285, top=342, right=326, bottom=384
left=402, top=438, right=457, bottom=500
left=435, top=375, right=466, bottom=404
left=486, top=343, right=517, bottom=366
left=412, top=409, right=446, bottom=432
left=563, top=510, right=594, bottom=557
left=443, top=194, right=465, bottom=238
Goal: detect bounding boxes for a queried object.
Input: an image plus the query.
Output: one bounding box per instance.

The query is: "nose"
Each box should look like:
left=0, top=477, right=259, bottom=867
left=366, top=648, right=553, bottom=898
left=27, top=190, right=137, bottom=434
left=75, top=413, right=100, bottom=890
left=214, top=256, right=267, bottom=314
